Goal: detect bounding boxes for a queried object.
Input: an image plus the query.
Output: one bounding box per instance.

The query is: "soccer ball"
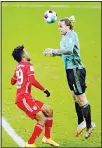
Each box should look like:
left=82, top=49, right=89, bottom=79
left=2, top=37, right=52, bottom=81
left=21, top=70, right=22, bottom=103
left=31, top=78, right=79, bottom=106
left=44, top=10, right=57, bottom=24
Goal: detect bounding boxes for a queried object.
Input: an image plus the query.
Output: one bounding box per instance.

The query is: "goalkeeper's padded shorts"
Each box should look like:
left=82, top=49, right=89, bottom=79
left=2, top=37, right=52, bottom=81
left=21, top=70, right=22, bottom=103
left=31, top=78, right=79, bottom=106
left=66, top=67, right=87, bottom=95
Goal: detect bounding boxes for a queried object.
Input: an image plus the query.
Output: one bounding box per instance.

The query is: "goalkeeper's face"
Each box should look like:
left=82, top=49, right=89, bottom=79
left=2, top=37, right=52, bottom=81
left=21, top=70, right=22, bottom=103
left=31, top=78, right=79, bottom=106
left=58, top=21, right=69, bottom=35
left=22, top=49, right=31, bottom=61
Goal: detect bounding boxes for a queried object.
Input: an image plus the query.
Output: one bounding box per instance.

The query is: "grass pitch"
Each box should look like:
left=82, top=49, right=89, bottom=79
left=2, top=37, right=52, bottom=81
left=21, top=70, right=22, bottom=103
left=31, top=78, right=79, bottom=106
left=2, top=2, right=101, bottom=147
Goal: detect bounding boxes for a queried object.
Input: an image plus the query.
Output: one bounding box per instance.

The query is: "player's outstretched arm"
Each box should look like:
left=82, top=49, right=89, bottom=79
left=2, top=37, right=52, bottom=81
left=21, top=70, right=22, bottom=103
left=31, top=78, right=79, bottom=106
left=43, top=47, right=73, bottom=57
left=29, top=75, right=50, bottom=97
left=43, top=48, right=60, bottom=56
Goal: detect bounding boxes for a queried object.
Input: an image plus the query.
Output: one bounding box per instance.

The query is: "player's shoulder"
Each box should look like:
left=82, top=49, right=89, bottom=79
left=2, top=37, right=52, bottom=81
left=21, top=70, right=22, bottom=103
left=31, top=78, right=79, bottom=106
left=25, top=62, right=34, bottom=72
left=26, top=61, right=33, bottom=66
left=69, top=30, right=77, bottom=36
left=65, top=31, right=75, bottom=41
left=68, top=30, right=78, bottom=39
left=16, top=62, right=26, bottom=69
left=73, top=31, right=78, bottom=36
left=16, top=61, right=33, bottom=69
left=20, top=61, right=33, bottom=66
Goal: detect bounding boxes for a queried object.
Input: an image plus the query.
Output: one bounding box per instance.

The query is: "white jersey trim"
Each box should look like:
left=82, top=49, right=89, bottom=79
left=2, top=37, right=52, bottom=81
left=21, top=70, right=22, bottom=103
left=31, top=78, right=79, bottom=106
left=36, top=124, right=43, bottom=130
left=23, top=98, right=33, bottom=112
left=17, top=65, right=25, bottom=69
left=47, top=117, right=53, bottom=120
left=28, top=74, right=34, bottom=76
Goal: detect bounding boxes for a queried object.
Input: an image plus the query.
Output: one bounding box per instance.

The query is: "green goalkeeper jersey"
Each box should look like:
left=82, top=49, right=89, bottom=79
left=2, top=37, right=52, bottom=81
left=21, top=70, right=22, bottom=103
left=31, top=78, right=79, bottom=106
left=57, top=30, right=84, bottom=70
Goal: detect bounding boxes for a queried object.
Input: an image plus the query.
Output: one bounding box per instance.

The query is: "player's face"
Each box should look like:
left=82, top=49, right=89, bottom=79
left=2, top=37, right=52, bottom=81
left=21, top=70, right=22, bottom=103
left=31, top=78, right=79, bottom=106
left=58, top=21, right=68, bottom=35
left=23, top=49, right=31, bottom=61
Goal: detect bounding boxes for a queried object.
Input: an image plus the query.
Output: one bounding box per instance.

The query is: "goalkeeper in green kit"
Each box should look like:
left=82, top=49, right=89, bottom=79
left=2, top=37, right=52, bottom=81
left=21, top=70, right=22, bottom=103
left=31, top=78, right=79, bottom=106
left=43, top=16, right=95, bottom=138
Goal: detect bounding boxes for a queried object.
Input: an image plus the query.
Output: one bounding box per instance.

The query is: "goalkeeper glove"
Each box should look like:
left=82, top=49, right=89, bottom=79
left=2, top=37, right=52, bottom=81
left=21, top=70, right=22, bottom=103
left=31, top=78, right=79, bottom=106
left=43, top=48, right=58, bottom=56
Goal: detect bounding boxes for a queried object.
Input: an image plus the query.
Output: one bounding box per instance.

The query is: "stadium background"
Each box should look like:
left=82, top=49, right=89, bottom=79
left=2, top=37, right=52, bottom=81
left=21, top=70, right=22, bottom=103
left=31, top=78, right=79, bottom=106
left=2, top=1, right=101, bottom=147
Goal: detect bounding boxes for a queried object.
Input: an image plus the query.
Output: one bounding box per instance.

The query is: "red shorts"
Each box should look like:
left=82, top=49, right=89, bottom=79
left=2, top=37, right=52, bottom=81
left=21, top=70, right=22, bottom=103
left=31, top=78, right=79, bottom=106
left=16, top=94, right=44, bottom=120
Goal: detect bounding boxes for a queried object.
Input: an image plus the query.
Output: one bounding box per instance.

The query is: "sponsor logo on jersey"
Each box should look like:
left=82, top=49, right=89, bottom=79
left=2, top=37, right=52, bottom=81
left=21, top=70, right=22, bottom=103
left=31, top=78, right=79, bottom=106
left=30, top=66, right=34, bottom=72
left=33, top=106, right=37, bottom=110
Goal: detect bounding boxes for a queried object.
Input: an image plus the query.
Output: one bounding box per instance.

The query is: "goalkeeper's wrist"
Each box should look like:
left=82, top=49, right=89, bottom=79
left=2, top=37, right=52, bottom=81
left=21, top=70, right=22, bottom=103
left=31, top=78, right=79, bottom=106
left=52, top=49, right=59, bottom=55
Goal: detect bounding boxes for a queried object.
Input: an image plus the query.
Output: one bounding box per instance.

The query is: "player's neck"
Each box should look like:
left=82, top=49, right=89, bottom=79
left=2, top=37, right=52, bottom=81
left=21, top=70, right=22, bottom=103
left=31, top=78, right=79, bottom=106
left=64, top=29, right=72, bottom=36
left=67, top=29, right=72, bottom=33
left=19, top=60, right=27, bottom=64
left=22, top=58, right=28, bottom=62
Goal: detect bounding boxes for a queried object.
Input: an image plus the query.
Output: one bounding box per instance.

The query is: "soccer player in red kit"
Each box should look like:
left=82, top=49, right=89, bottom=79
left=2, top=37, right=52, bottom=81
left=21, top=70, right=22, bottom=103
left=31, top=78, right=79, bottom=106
left=11, top=45, right=59, bottom=147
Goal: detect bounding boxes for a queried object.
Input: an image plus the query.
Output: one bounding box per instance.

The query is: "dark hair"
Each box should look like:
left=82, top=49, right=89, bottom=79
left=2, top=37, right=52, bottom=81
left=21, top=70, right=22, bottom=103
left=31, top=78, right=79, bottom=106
left=12, top=45, right=24, bottom=62
left=60, top=18, right=73, bottom=30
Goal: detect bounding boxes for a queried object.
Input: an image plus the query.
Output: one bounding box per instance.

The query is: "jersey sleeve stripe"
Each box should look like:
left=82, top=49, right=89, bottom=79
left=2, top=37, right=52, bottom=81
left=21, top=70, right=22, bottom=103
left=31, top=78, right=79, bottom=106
left=28, top=74, right=34, bottom=76
left=23, top=98, right=33, bottom=112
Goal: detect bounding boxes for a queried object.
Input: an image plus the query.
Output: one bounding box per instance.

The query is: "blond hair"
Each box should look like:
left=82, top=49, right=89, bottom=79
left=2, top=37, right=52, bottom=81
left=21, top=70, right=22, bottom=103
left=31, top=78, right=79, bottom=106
left=60, top=15, right=75, bottom=30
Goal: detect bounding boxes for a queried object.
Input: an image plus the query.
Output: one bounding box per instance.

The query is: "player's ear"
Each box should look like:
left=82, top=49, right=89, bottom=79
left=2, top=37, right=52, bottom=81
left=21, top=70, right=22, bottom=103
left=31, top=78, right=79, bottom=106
left=22, top=55, right=26, bottom=60
left=67, top=25, right=70, bottom=30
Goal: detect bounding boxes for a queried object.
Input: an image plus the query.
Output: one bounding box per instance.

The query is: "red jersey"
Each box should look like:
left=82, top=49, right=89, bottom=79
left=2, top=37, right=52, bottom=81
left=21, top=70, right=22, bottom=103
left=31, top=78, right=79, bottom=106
left=11, top=61, right=45, bottom=103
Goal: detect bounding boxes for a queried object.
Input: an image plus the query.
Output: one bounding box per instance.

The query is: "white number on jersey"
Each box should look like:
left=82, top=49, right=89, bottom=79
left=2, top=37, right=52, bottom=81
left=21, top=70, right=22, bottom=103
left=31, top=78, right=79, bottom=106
left=16, top=69, right=23, bottom=88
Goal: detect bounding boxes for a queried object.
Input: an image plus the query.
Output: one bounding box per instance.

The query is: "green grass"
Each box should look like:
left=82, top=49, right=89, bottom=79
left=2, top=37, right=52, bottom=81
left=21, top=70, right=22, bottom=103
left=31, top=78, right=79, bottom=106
left=2, top=1, right=101, bottom=147
left=2, top=128, right=18, bottom=147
